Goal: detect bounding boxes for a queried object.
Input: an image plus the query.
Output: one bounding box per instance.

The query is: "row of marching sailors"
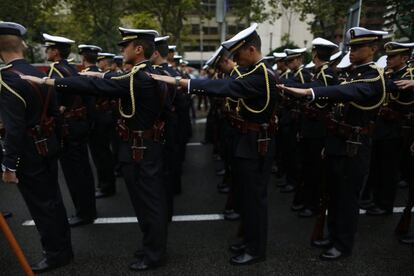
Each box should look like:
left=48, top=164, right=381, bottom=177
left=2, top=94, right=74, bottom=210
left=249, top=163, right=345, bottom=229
left=43, top=33, right=192, bottom=228
left=196, top=25, right=413, bottom=263
left=0, top=21, right=192, bottom=272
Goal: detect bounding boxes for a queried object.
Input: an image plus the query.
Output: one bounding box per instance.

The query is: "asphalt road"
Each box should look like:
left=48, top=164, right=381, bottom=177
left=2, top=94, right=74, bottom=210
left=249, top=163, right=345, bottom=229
left=0, top=119, right=413, bottom=276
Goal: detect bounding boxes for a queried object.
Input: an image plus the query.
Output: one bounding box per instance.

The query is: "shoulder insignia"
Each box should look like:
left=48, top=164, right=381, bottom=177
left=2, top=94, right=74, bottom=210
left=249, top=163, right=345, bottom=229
left=0, top=69, right=27, bottom=107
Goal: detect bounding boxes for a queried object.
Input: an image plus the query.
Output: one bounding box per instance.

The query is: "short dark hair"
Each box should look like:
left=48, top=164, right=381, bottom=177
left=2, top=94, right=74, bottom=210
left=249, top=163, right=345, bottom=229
left=241, top=32, right=261, bottom=52
left=132, top=39, right=155, bottom=59
left=82, top=51, right=98, bottom=63
left=115, top=58, right=123, bottom=67
left=314, top=47, right=335, bottom=62
left=0, top=35, right=25, bottom=52
left=51, top=46, right=71, bottom=59
left=156, top=43, right=169, bottom=58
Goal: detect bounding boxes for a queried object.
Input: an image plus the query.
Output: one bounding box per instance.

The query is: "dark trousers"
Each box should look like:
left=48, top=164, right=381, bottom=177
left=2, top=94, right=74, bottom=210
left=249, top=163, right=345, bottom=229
left=163, top=113, right=180, bottom=221
left=18, top=157, right=72, bottom=255
left=234, top=156, right=272, bottom=256
left=60, top=141, right=96, bottom=218
left=326, top=142, right=371, bottom=254
left=121, top=141, right=167, bottom=263
left=280, top=125, right=302, bottom=187
left=89, top=112, right=116, bottom=193
left=301, top=138, right=324, bottom=210
left=365, top=138, right=400, bottom=211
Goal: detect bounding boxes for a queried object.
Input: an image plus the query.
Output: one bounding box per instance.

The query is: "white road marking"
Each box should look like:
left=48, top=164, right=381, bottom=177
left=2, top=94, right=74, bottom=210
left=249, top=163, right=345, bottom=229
left=186, top=142, right=202, bottom=146
left=195, top=118, right=207, bottom=124
left=21, top=208, right=412, bottom=226
left=22, top=214, right=225, bottom=226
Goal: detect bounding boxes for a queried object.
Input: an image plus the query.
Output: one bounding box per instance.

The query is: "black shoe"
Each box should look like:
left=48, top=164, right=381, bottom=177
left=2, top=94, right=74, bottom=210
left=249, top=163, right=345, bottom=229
left=398, top=180, right=408, bottom=188
left=280, top=184, right=295, bottom=193
left=399, top=235, right=414, bottom=245
left=68, top=216, right=95, bottom=227
left=359, top=200, right=374, bottom=210
left=311, top=239, right=333, bottom=249
left=129, top=256, right=160, bottom=271
left=2, top=211, right=13, bottom=219
left=298, top=208, right=316, bottom=218
left=224, top=212, right=240, bottom=221
left=291, top=204, right=304, bottom=211
left=366, top=206, right=390, bottom=216
left=319, top=247, right=349, bottom=261
left=134, top=249, right=144, bottom=258
left=31, top=252, right=73, bottom=273
left=230, top=253, right=265, bottom=265
left=229, top=243, right=246, bottom=254
left=218, top=186, right=230, bottom=193
left=95, top=190, right=115, bottom=199
left=216, top=169, right=226, bottom=176
left=275, top=171, right=285, bottom=179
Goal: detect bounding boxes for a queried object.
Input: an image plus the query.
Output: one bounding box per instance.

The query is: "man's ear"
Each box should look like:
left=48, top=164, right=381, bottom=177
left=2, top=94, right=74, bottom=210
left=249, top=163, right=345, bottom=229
left=402, top=55, right=410, bottom=64
left=135, top=45, right=142, bottom=55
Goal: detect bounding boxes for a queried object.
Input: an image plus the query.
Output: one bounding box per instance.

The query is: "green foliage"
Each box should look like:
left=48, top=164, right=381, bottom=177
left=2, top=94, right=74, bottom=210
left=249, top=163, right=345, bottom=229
left=385, top=0, right=414, bottom=40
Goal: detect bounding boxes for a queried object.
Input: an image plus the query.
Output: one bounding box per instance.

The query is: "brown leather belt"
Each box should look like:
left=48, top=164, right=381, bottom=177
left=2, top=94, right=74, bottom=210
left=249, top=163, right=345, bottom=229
left=96, top=100, right=116, bottom=112
left=228, top=115, right=278, bottom=134
left=378, top=107, right=402, bottom=121
left=303, top=106, right=326, bottom=120
left=325, top=118, right=374, bottom=137
left=64, top=106, right=87, bottom=120
left=116, top=120, right=165, bottom=142
left=228, top=116, right=262, bottom=132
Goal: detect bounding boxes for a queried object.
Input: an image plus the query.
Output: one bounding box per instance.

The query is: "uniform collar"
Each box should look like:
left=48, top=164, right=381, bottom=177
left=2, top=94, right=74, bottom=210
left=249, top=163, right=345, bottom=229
left=354, top=61, right=374, bottom=69
left=135, top=59, right=150, bottom=66
left=390, top=65, right=408, bottom=78
left=7, top=58, right=26, bottom=66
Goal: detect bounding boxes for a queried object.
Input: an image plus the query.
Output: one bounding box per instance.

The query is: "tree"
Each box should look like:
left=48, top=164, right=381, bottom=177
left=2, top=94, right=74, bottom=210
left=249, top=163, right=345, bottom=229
left=125, top=0, right=200, bottom=51
left=384, top=0, right=414, bottom=41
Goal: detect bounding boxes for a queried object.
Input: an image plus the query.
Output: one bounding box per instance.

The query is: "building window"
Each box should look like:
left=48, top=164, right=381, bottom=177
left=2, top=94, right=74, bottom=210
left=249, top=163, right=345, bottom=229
left=203, top=26, right=219, bottom=35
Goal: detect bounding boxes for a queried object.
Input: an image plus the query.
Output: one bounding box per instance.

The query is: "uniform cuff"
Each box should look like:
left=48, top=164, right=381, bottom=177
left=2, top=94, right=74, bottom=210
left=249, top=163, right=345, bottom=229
left=308, top=88, right=315, bottom=102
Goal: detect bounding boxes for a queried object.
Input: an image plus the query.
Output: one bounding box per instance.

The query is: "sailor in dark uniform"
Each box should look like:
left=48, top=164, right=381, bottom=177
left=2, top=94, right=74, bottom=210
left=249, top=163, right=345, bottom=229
left=23, top=27, right=168, bottom=271
left=113, top=55, right=124, bottom=73
left=393, top=76, right=414, bottom=244
left=203, top=46, right=243, bottom=220
left=364, top=42, right=414, bottom=216
left=0, top=22, right=72, bottom=272
left=149, top=35, right=181, bottom=221
left=272, top=52, right=289, bottom=181
left=274, top=52, right=291, bottom=80
left=278, top=27, right=388, bottom=260
left=43, top=33, right=97, bottom=227
left=295, top=38, right=340, bottom=218
left=150, top=23, right=278, bottom=265
left=97, top=52, right=115, bottom=73
left=167, top=45, right=176, bottom=65
left=79, top=45, right=117, bottom=199
left=277, top=48, right=311, bottom=200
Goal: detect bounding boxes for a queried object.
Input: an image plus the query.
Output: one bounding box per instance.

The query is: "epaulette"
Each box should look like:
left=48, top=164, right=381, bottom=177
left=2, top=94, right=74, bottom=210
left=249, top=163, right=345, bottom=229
left=294, top=67, right=305, bottom=83
left=402, top=67, right=414, bottom=80
left=391, top=67, right=414, bottom=105
left=152, top=65, right=161, bottom=69
left=111, top=63, right=146, bottom=80
left=0, top=64, right=27, bottom=107
left=235, top=62, right=271, bottom=114
left=0, top=64, right=13, bottom=71
left=48, top=61, right=64, bottom=78
left=114, top=63, right=147, bottom=118
left=230, top=66, right=242, bottom=77
left=344, top=64, right=386, bottom=110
